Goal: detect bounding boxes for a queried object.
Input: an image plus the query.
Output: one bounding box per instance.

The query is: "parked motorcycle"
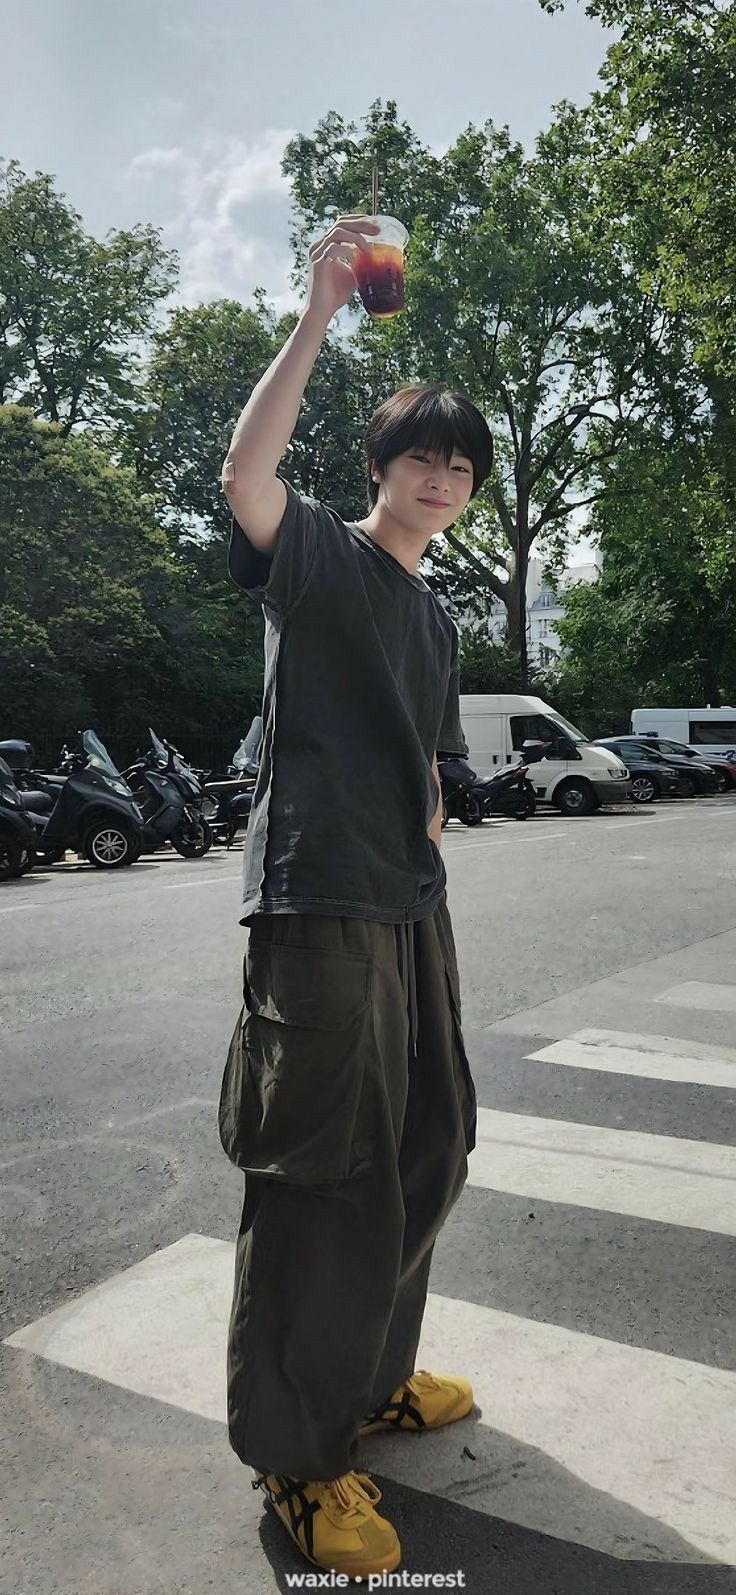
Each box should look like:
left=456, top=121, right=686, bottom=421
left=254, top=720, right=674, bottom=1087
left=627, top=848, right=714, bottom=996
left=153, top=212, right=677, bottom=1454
left=0, top=757, right=37, bottom=879
left=438, top=757, right=485, bottom=827
left=3, top=731, right=144, bottom=868
left=200, top=717, right=262, bottom=846
left=123, top=729, right=212, bottom=858
left=472, top=761, right=536, bottom=820
left=439, top=755, right=536, bottom=826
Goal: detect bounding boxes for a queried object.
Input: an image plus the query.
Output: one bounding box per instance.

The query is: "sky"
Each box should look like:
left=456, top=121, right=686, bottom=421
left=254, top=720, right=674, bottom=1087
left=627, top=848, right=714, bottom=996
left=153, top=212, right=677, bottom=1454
left=3, top=0, right=611, bottom=312
left=3, top=0, right=611, bottom=562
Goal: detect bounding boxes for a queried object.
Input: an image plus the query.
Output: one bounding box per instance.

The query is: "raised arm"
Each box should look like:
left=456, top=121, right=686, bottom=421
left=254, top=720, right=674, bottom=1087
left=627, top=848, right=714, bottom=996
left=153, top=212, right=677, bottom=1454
left=221, top=216, right=378, bottom=552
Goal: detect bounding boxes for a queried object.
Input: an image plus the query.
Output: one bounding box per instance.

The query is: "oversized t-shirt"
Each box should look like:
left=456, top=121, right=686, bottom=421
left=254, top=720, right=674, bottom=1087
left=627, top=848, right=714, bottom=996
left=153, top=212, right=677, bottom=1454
left=228, top=479, right=468, bottom=924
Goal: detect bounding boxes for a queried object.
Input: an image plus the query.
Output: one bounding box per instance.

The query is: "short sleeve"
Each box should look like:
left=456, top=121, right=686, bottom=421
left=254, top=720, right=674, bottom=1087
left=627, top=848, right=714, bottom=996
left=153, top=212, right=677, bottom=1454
left=436, top=625, right=469, bottom=758
left=227, top=478, right=320, bottom=613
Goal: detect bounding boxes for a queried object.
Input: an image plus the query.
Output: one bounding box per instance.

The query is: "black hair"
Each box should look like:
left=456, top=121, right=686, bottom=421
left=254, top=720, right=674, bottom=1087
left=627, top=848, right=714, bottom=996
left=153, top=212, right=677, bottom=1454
left=364, top=384, right=494, bottom=508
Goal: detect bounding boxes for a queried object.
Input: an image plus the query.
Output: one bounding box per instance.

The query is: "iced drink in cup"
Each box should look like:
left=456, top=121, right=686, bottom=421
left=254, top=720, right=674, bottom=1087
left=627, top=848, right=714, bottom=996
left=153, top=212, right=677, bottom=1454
left=353, top=215, right=408, bottom=318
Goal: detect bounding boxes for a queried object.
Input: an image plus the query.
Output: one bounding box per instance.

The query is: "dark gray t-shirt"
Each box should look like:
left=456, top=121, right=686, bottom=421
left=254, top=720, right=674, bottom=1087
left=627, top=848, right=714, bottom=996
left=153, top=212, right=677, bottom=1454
left=228, top=480, right=468, bottom=924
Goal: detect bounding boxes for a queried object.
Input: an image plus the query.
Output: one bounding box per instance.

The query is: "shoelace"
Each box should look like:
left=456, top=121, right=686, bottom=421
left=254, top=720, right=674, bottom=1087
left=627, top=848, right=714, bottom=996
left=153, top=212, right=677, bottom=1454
left=326, top=1472, right=382, bottom=1520
left=253, top=1470, right=382, bottom=1519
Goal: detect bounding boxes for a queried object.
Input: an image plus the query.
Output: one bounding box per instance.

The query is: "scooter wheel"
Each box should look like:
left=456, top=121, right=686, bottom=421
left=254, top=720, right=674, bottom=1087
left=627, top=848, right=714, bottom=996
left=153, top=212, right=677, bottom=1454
left=171, top=818, right=212, bottom=859
left=0, top=835, right=25, bottom=881
left=84, top=821, right=137, bottom=868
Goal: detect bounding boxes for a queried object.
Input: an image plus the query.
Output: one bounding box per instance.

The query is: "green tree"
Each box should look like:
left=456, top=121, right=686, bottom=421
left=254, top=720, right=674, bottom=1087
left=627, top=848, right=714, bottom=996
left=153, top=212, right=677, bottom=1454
left=0, top=405, right=263, bottom=759
left=549, top=428, right=736, bottom=732
left=539, top=0, right=736, bottom=376
left=283, top=101, right=687, bottom=681
left=458, top=627, right=524, bottom=694
left=130, top=297, right=370, bottom=541
left=0, top=160, right=177, bottom=432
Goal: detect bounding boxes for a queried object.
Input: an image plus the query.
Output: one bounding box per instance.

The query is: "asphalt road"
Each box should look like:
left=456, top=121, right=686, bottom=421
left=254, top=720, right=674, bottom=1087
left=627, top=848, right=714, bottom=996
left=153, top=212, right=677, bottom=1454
left=2, top=795, right=736, bottom=1594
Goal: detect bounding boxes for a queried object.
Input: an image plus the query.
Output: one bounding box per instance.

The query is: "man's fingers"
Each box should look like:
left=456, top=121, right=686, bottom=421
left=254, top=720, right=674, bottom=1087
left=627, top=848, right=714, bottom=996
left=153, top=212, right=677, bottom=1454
left=310, top=241, right=360, bottom=272
left=309, top=230, right=364, bottom=260
left=308, top=219, right=379, bottom=257
left=333, top=215, right=380, bottom=231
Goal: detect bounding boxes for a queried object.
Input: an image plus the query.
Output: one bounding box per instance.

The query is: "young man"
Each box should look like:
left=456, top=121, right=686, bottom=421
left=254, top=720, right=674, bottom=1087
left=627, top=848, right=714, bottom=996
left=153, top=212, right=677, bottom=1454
left=218, top=215, right=494, bottom=1579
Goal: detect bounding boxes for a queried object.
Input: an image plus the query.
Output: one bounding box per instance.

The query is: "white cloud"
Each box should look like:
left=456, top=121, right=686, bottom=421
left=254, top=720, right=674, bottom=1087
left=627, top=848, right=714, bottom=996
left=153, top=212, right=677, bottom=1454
left=128, top=129, right=300, bottom=310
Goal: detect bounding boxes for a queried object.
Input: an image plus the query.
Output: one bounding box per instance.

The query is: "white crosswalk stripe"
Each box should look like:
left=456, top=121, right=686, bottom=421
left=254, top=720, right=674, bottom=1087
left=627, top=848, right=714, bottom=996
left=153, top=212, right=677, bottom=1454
left=469, top=1105, right=736, bottom=1236
left=5, top=1016, right=736, bottom=1567
left=529, top=1026, right=736, bottom=1090
left=655, top=981, right=736, bottom=1013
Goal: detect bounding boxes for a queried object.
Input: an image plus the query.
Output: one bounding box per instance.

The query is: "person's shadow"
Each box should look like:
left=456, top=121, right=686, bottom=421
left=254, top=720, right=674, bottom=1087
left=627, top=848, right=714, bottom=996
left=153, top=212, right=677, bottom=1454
left=258, top=1412, right=734, bottom=1594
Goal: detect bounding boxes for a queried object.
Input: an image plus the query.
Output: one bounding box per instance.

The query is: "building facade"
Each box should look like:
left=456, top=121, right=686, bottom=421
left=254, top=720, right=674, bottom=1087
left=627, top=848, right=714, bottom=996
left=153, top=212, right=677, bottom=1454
left=484, top=556, right=601, bottom=665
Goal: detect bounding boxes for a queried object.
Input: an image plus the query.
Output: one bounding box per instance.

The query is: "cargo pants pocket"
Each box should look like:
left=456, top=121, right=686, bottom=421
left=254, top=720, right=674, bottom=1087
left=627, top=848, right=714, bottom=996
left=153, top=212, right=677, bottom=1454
left=218, top=940, right=375, bottom=1185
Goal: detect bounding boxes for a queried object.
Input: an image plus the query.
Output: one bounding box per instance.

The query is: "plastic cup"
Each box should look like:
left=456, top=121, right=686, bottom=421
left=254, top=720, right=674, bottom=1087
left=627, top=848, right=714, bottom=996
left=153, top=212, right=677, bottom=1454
left=353, top=215, right=408, bottom=318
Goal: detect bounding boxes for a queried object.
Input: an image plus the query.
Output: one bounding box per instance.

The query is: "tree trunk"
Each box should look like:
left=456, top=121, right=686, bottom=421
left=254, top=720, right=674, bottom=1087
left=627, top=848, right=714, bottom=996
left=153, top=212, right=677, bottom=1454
left=503, top=558, right=529, bottom=691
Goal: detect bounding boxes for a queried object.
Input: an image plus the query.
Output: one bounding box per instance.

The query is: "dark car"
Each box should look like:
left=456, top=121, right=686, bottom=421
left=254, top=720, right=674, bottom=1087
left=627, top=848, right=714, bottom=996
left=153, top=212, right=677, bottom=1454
left=592, top=739, right=681, bottom=804
left=615, top=737, right=718, bottom=797
left=629, top=734, right=733, bottom=792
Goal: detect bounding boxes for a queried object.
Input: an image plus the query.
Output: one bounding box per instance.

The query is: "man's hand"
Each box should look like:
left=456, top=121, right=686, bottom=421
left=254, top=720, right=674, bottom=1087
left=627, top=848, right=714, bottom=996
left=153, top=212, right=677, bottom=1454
left=305, top=215, right=379, bottom=324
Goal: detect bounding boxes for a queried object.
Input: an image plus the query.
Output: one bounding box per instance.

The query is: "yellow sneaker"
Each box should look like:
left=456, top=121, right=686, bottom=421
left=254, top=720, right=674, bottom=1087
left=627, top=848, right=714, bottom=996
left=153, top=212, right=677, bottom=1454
left=252, top=1469, right=401, bottom=1578
left=360, top=1370, right=474, bottom=1435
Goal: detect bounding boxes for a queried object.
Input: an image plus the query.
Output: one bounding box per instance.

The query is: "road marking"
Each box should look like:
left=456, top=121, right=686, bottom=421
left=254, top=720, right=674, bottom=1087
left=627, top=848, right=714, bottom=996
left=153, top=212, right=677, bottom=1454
left=164, top=873, right=242, bottom=890
left=655, top=982, right=736, bottom=1013
left=0, top=1098, right=218, bottom=1175
left=469, top=1106, right=736, bottom=1236
left=5, top=1232, right=735, bottom=1564
left=529, top=1028, right=736, bottom=1090
left=0, top=901, right=48, bottom=914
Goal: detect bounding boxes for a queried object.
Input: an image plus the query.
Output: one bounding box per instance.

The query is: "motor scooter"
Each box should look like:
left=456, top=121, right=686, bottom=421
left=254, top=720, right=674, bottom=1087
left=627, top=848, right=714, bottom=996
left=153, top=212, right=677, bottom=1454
left=123, top=729, right=212, bottom=858
left=468, top=761, right=536, bottom=820
left=6, top=731, right=144, bottom=868
left=201, top=717, right=261, bottom=846
left=0, top=757, right=37, bottom=879
left=438, top=755, right=536, bottom=825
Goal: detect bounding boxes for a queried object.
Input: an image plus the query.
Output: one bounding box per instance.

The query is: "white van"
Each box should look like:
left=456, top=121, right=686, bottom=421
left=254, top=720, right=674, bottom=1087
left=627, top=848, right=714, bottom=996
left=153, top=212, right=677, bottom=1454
left=631, top=707, right=736, bottom=759
left=458, top=694, right=630, bottom=817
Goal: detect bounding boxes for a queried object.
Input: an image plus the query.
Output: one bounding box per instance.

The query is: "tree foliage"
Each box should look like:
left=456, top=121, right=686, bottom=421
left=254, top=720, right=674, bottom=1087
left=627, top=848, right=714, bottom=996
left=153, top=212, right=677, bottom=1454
left=283, top=100, right=689, bottom=676
left=548, top=422, right=736, bottom=732
left=539, top=0, right=736, bottom=375
left=130, top=298, right=370, bottom=541
left=0, top=159, right=176, bottom=432
left=2, top=8, right=734, bottom=752
left=0, top=406, right=262, bottom=762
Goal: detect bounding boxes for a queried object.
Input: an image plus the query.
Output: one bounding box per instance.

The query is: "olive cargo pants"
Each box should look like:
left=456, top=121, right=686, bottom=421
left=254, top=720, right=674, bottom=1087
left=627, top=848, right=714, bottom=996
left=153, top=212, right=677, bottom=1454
left=218, top=891, right=476, bottom=1482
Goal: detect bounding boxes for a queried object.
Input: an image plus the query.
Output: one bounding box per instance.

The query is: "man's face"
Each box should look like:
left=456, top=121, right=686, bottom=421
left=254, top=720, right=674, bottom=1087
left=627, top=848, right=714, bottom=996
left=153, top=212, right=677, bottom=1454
left=375, top=446, right=474, bottom=536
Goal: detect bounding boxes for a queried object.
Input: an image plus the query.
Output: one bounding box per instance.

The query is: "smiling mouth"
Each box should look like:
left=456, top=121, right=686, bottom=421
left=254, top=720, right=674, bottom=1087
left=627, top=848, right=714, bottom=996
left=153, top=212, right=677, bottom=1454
left=418, top=499, right=450, bottom=509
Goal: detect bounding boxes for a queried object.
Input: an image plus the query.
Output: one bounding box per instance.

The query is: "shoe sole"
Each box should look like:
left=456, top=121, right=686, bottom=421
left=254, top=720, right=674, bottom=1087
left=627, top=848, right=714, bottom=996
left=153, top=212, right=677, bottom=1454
left=258, top=1485, right=402, bottom=1578
left=359, top=1390, right=475, bottom=1436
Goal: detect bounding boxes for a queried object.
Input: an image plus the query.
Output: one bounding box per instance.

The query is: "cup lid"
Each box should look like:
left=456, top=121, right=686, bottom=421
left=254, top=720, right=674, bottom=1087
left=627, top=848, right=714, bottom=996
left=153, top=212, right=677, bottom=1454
left=367, top=214, right=409, bottom=245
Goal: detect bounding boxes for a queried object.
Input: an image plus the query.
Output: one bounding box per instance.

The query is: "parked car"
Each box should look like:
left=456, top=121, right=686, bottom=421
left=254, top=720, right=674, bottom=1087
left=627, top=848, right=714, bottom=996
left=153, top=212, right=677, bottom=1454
left=608, top=737, right=718, bottom=797
left=629, top=735, right=735, bottom=792
left=592, top=739, right=681, bottom=804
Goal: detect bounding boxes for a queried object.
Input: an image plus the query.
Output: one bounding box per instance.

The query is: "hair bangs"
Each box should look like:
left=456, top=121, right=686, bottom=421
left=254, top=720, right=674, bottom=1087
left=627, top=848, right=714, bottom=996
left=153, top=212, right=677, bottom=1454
left=364, top=384, right=494, bottom=508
